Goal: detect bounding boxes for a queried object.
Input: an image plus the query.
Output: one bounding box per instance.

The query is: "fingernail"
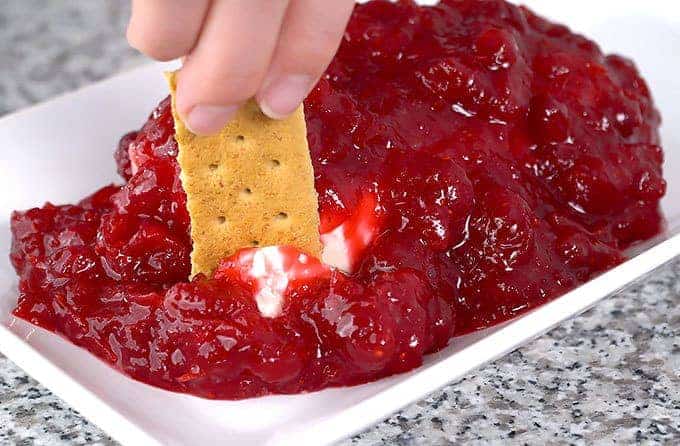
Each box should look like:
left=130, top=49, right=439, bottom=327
left=258, top=74, right=313, bottom=119
left=184, top=104, right=239, bottom=135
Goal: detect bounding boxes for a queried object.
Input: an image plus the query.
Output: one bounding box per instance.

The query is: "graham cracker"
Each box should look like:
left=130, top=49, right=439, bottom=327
left=165, top=72, right=321, bottom=278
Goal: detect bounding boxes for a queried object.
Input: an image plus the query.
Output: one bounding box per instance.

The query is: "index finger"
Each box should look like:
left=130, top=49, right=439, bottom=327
left=176, top=0, right=290, bottom=135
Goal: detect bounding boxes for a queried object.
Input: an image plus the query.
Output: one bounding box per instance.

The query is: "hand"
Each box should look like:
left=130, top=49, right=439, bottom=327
left=127, top=0, right=355, bottom=135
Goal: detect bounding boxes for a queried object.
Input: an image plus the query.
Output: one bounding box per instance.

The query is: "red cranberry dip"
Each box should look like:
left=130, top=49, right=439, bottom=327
left=10, top=0, right=666, bottom=399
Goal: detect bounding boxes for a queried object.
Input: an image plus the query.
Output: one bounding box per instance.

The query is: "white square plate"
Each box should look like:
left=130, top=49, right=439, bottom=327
left=1, top=1, right=679, bottom=445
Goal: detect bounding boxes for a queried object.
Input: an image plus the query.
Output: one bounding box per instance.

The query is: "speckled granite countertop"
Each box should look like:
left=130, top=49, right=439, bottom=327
left=0, top=1, right=678, bottom=445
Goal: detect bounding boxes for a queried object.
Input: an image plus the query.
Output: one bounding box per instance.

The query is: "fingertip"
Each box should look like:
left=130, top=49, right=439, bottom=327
left=126, top=0, right=209, bottom=61
left=183, top=104, right=241, bottom=136
left=125, top=16, right=143, bottom=51
left=257, top=100, right=288, bottom=120
left=257, top=74, right=313, bottom=119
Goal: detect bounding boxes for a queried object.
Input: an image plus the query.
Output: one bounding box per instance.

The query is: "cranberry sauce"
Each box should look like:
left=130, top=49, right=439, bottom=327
left=10, top=0, right=665, bottom=399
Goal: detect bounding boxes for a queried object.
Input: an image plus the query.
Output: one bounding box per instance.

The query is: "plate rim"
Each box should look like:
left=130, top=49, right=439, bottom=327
left=2, top=231, right=678, bottom=446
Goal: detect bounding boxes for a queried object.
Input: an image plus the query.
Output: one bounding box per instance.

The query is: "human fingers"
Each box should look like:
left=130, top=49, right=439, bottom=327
left=176, top=0, right=290, bottom=135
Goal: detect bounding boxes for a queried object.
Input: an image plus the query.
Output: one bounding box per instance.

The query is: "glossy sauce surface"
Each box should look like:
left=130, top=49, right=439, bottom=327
left=10, top=0, right=665, bottom=399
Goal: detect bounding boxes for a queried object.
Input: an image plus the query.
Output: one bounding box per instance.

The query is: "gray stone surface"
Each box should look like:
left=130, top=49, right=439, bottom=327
left=0, top=1, right=678, bottom=445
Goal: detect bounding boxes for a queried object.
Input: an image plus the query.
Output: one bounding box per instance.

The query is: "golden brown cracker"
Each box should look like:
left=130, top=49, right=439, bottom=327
left=165, top=72, right=321, bottom=278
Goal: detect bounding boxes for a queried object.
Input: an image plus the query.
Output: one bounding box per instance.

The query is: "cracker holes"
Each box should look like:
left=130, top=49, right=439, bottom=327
left=275, top=212, right=288, bottom=221
left=236, top=135, right=245, bottom=142
left=208, top=163, right=219, bottom=171
left=217, top=216, right=227, bottom=224
left=251, top=240, right=260, bottom=247
left=268, top=159, right=281, bottom=168
left=238, top=187, right=254, bottom=202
